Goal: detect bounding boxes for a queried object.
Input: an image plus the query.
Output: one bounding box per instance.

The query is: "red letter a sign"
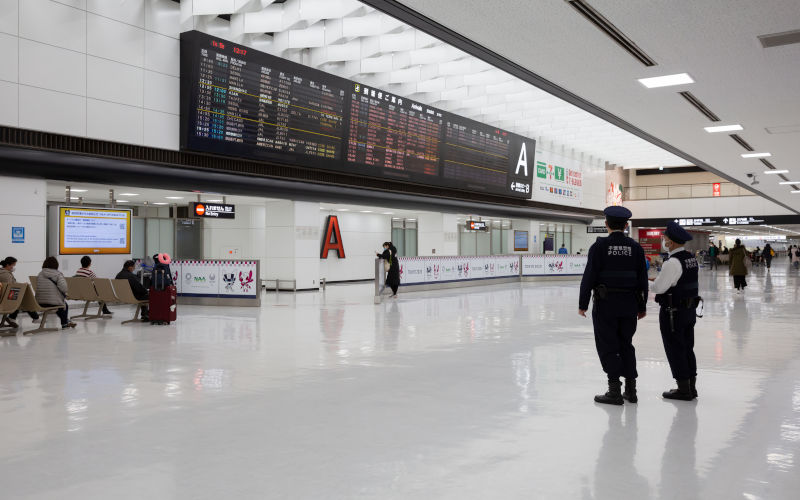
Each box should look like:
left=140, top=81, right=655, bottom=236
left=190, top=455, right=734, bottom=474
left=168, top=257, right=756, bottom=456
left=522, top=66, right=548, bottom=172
left=321, top=215, right=345, bottom=259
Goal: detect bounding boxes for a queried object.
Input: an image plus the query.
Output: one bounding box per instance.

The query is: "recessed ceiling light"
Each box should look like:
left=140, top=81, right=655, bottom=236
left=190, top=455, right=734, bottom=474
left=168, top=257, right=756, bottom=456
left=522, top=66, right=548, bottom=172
left=779, top=181, right=800, bottom=185
left=741, top=152, right=771, bottom=158
left=638, top=73, right=694, bottom=88
left=205, top=199, right=223, bottom=202
left=382, top=212, right=393, bottom=215
left=704, top=124, right=743, bottom=133
left=70, top=189, right=88, bottom=193
left=165, top=196, right=184, bottom=200
left=70, top=197, right=79, bottom=200
left=152, top=202, right=168, bottom=205
left=119, top=193, right=139, bottom=196
left=792, top=190, right=800, bottom=194
left=115, top=199, right=129, bottom=203
left=338, top=208, right=349, bottom=211
left=764, top=170, right=789, bottom=174
left=360, top=210, right=373, bottom=213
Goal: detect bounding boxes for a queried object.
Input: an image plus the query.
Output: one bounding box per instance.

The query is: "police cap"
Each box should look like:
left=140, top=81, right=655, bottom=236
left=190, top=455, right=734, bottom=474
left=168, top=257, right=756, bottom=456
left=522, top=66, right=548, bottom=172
left=664, top=221, right=693, bottom=244
left=603, top=205, right=632, bottom=224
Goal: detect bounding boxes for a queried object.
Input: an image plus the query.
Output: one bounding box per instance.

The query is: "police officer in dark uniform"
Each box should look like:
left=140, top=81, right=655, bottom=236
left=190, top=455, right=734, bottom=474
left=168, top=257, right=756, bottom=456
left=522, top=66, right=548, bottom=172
left=579, top=206, right=649, bottom=405
left=650, top=221, right=701, bottom=401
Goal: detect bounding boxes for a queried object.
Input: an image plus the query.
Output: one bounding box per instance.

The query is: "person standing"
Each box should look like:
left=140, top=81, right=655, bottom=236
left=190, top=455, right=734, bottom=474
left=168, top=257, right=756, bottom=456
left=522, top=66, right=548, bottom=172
left=558, top=243, right=569, bottom=254
left=649, top=222, right=700, bottom=401
left=0, top=256, right=40, bottom=328
left=36, top=257, right=76, bottom=329
left=377, top=242, right=400, bottom=299
left=75, top=256, right=113, bottom=315
left=729, top=239, right=749, bottom=292
left=763, top=243, right=774, bottom=270
left=579, top=206, right=648, bottom=405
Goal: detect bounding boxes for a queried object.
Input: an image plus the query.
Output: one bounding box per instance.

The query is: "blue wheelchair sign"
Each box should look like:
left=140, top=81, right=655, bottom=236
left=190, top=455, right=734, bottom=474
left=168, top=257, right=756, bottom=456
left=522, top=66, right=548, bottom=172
left=11, top=227, right=24, bottom=244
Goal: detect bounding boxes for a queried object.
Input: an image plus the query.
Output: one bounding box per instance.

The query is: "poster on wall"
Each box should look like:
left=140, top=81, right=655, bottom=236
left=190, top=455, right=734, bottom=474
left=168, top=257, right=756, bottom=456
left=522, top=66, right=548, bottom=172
left=606, top=166, right=625, bottom=206
left=179, top=261, right=220, bottom=295
left=533, top=150, right=584, bottom=206
left=399, top=258, right=425, bottom=285
left=219, top=261, right=258, bottom=297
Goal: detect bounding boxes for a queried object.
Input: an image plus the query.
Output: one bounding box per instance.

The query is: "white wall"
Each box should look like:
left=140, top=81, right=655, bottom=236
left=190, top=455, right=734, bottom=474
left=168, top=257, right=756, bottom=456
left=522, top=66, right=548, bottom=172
left=0, top=176, right=46, bottom=280
left=0, top=0, right=181, bottom=149
left=417, top=212, right=459, bottom=256
left=319, top=211, right=391, bottom=282
left=202, top=203, right=266, bottom=263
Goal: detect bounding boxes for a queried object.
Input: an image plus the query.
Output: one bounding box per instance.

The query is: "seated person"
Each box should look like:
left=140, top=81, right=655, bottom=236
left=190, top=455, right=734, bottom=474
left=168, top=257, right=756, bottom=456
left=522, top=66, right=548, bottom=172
left=116, top=260, right=149, bottom=321
left=37, top=257, right=76, bottom=329
left=0, top=256, right=39, bottom=327
left=74, top=255, right=112, bottom=315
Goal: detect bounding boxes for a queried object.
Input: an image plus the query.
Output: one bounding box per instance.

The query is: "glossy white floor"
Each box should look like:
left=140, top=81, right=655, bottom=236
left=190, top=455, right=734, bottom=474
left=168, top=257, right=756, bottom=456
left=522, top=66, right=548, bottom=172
left=1, top=263, right=800, bottom=499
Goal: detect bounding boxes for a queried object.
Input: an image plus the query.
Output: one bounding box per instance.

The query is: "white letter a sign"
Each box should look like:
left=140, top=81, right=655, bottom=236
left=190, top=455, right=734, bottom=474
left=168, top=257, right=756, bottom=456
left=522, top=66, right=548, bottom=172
left=515, top=143, right=528, bottom=176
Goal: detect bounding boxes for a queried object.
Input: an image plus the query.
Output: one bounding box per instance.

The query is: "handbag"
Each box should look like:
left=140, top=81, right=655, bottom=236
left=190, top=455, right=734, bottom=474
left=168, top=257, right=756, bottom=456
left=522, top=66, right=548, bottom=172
left=384, top=259, right=391, bottom=272
left=743, top=254, right=752, bottom=273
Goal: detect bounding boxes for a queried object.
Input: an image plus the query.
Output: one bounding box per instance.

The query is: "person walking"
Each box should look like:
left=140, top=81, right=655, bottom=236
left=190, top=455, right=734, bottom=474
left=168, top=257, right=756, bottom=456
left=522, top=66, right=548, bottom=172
left=708, top=243, right=718, bottom=270
left=75, top=256, right=113, bottom=315
left=579, top=206, right=648, bottom=405
left=792, top=246, right=800, bottom=269
left=0, top=256, right=40, bottom=328
left=729, top=239, right=749, bottom=292
left=36, top=257, right=76, bottom=329
left=377, top=242, right=400, bottom=298
left=649, top=222, right=701, bottom=401
left=763, top=243, right=774, bottom=270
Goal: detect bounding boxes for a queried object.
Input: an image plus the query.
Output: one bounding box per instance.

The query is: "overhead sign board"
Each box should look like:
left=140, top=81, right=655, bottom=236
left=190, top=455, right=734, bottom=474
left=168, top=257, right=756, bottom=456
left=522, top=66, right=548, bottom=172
left=467, top=221, right=488, bottom=231
left=586, top=226, right=608, bottom=233
left=632, top=215, right=800, bottom=227
left=191, top=202, right=235, bottom=219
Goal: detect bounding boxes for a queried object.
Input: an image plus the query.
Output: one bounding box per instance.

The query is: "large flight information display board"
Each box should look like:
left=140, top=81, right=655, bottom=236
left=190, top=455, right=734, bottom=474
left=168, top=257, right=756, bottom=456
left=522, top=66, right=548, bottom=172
left=181, top=31, right=533, bottom=198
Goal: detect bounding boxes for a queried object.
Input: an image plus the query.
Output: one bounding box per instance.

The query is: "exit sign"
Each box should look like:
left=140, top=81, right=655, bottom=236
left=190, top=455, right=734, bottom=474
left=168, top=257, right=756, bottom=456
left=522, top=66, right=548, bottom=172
left=712, top=183, right=721, bottom=197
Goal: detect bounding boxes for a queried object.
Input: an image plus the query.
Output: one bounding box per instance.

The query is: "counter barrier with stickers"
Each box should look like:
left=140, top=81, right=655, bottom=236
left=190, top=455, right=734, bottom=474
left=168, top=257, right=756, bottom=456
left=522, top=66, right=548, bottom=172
left=172, top=260, right=260, bottom=306
left=375, top=254, right=587, bottom=298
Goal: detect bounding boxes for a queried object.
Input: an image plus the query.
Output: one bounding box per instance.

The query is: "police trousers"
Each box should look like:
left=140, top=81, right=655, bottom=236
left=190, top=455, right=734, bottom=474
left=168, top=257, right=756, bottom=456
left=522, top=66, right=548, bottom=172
left=592, top=306, right=638, bottom=379
left=659, top=307, right=697, bottom=380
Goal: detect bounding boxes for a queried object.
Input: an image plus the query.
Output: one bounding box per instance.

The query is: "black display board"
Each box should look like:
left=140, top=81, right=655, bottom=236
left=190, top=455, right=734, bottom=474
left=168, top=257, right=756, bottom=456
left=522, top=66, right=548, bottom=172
left=180, top=30, right=534, bottom=198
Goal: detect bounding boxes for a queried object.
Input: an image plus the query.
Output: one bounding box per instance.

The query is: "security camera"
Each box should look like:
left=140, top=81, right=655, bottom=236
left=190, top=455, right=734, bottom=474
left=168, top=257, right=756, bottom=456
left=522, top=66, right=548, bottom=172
left=746, top=173, right=759, bottom=186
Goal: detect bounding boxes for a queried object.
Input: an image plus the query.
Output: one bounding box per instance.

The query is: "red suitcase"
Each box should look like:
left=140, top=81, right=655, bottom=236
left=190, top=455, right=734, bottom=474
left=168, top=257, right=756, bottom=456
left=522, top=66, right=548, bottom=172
left=149, top=286, right=176, bottom=324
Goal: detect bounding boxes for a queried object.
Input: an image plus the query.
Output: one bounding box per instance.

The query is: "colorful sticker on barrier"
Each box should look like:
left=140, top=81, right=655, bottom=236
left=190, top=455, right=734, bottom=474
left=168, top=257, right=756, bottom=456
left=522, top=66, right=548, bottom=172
left=219, top=261, right=258, bottom=297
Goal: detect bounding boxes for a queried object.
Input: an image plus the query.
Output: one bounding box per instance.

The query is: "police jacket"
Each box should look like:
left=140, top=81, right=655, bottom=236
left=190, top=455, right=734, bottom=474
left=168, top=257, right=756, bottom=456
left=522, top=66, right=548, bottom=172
left=653, top=250, right=699, bottom=306
left=579, top=231, right=648, bottom=313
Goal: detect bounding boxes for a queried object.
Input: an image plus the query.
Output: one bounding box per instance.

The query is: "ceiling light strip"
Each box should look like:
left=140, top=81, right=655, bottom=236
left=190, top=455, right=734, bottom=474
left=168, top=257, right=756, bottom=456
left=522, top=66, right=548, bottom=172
left=678, top=92, right=720, bottom=121
left=566, top=0, right=657, bottom=66
left=729, top=134, right=754, bottom=151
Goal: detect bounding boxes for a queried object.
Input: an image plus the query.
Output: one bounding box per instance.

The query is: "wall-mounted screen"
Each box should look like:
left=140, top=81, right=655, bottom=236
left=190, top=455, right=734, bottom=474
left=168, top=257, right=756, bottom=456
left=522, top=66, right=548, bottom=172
left=514, top=230, right=529, bottom=251
left=59, top=207, right=132, bottom=255
left=180, top=30, right=534, bottom=198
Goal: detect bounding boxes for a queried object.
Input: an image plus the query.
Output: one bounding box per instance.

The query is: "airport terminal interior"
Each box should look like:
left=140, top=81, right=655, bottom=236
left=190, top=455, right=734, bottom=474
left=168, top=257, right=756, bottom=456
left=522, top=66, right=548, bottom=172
left=1, top=1, right=799, bottom=498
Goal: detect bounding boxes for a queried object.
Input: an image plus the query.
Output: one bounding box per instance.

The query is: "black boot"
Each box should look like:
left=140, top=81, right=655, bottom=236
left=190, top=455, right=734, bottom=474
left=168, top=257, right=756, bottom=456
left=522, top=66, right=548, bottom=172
left=623, top=378, right=638, bottom=403
left=690, top=377, right=698, bottom=398
left=663, top=379, right=695, bottom=401
left=594, top=378, right=623, bottom=405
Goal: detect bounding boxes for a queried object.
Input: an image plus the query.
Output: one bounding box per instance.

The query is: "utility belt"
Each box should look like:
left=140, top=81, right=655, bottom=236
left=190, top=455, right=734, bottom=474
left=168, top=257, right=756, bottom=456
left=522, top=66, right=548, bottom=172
left=655, top=294, right=702, bottom=310
left=657, top=293, right=704, bottom=334
left=593, top=284, right=646, bottom=309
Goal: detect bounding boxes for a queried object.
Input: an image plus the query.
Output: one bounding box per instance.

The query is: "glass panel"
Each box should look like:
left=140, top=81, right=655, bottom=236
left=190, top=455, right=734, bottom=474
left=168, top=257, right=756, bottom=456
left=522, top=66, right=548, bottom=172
left=460, top=230, right=476, bottom=256
left=491, top=228, right=502, bottom=255
left=158, top=219, right=174, bottom=256
left=404, top=228, right=417, bottom=257
left=145, top=219, right=160, bottom=258
left=501, top=228, right=509, bottom=254
left=391, top=228, right=405, bottom=257
left=132, top=218, right=145, bottom=259
left=476, top=232, right=491, bottom=255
